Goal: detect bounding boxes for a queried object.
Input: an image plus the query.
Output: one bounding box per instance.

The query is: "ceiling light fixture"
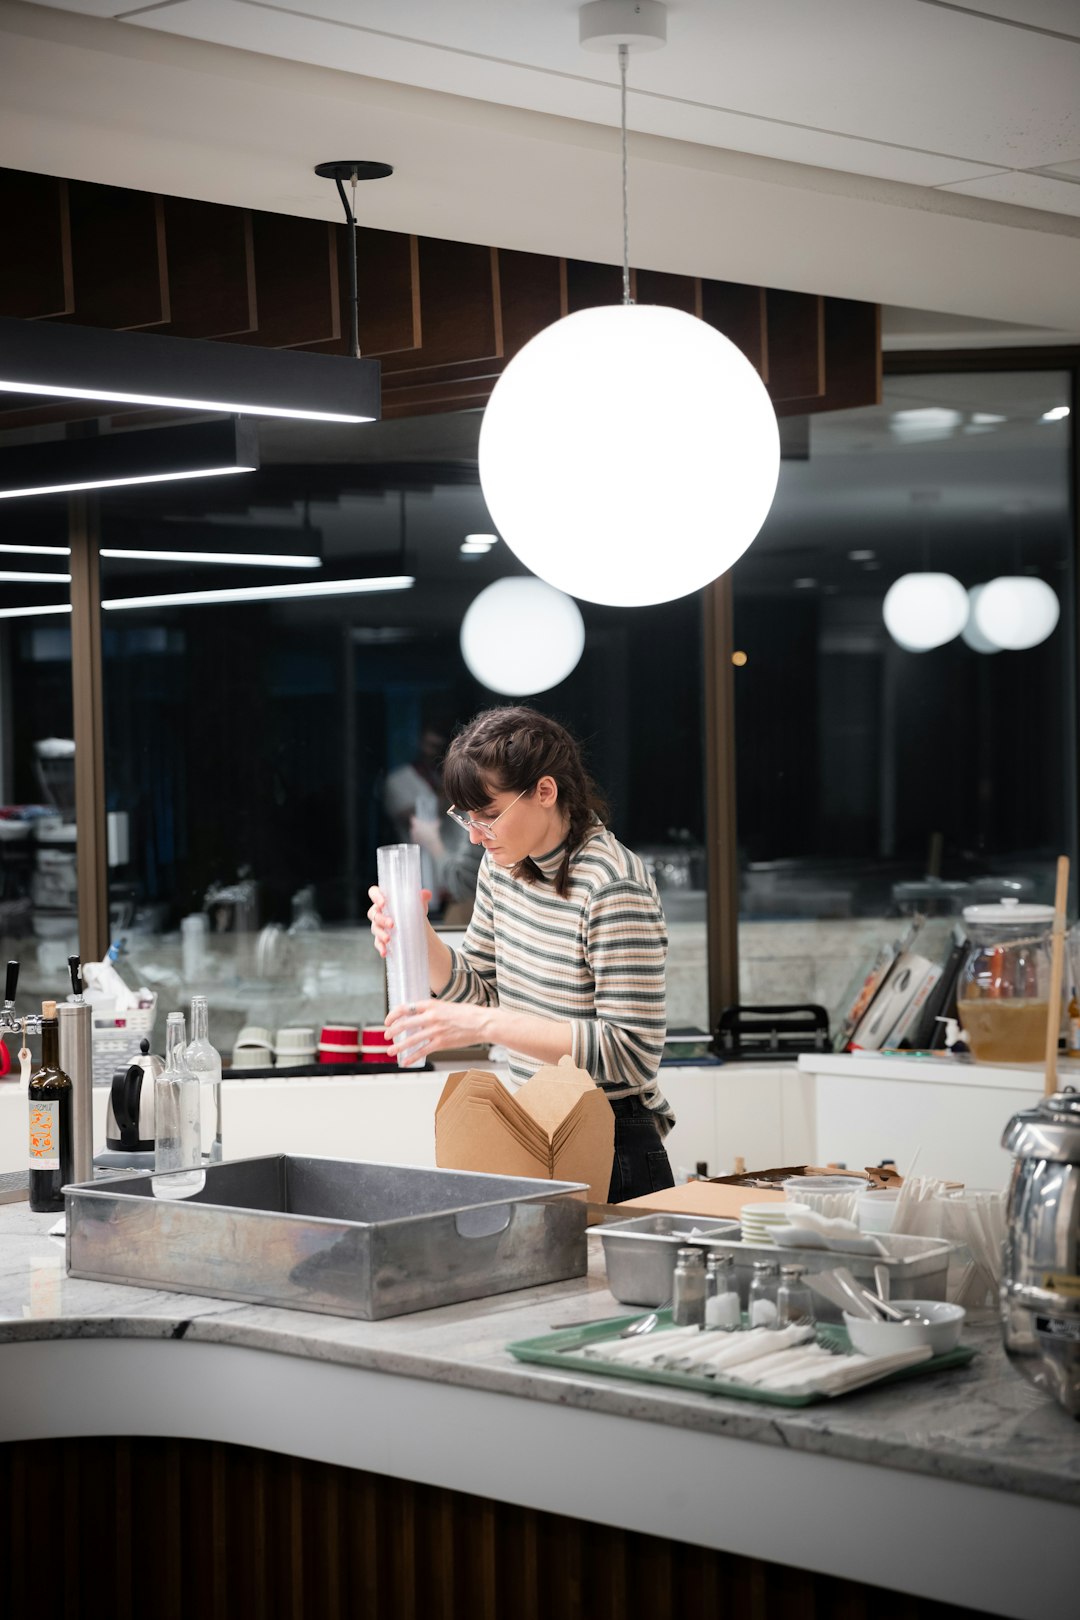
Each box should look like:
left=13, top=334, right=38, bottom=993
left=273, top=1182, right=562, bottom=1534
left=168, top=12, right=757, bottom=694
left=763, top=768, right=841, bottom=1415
left=101, top=575, right=413, bottom=612
left=1041, top=406, right=1070, bottom=422
left=315, top=160, right=394, bottom=362
left=476, top=0, right=779, bottom=608
left=460, top=577, right=585, bottom=695
left=883, top=572, right=969, bottom=652
left=0, top=570, right=72, bottom=583
left=0, top=311, right=380, bottom=424
left=0, top=543, right=71, bottom=556
left=0, top=602, right=71, bottom=619
left=100, top=549, right=321, bottom=569
left=971, top=575, right=1060, bottom=651
left=0, top=419, right=258, bottom=502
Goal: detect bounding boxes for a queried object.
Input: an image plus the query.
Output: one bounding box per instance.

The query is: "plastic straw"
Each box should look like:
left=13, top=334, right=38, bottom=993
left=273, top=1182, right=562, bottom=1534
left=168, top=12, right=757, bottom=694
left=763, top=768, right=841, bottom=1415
left=1044, top=854, right=1070, bottom=1096
left=377, top=843, right=430, bottom=1070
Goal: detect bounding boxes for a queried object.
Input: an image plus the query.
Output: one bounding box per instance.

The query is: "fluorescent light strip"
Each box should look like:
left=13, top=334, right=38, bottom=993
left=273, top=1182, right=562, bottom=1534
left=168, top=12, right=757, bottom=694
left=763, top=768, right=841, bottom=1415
left=0, top=467, right=256, bottom=502
left=101, top=549, right=322, bottom=569
left=0, top=380, right=372, bottom=425
left=0, top=603, right=72, bottom=619
left=101, top=576, right=414, bottom=611
left=0, top=544, right=71, bottom=556
left=0, top=571, right=72, bottom=583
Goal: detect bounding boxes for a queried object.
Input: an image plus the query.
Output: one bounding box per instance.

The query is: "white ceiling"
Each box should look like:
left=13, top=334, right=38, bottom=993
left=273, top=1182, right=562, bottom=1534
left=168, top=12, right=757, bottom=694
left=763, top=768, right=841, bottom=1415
left=3, top=0, right=1080, bottom=340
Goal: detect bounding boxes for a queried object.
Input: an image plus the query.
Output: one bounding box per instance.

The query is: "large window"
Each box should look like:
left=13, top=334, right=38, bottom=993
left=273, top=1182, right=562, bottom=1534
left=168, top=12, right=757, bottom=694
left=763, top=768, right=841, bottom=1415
left=732, top=370, right=1075, bottom=1024
left=98, top=412, right=707, bottom=1052
left=0, top=498, right=77, bottom=1016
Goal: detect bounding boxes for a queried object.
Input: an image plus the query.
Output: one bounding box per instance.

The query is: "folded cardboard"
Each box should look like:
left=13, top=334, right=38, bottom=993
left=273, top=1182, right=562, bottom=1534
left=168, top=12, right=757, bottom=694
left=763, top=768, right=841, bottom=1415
left=435, top=1056, right=614, bottom=1205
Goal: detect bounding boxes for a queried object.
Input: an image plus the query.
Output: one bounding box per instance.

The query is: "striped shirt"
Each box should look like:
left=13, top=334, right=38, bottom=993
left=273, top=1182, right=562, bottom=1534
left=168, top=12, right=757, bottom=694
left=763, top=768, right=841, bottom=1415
left=436, top=824, right=675, bottom=1135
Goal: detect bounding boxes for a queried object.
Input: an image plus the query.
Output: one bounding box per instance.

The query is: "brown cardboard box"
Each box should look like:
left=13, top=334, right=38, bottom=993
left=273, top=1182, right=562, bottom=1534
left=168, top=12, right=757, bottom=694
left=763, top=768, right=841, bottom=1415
left=435, top=1056, right=614, bottom=1205
left=619, top=1181, right=787, bottom=1220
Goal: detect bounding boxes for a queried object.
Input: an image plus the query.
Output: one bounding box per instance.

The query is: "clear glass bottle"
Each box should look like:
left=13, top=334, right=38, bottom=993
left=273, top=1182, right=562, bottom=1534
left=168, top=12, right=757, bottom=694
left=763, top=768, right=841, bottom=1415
left=154, top=1012, right=205, bottom=1199
left=704, top=1254, right=741, bottom=1331
left=671, top=1247, right=706, bottom=1328
left=776, top=1264, right=815, bottom=1329
left=748, top=1260, right=780, bottom=1328
left=185, top=995, right=223, bottom=1164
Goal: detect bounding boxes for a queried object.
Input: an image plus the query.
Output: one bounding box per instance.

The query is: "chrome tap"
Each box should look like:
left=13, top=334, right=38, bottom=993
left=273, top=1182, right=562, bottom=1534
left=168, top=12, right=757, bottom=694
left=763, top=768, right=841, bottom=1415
left=0, top=961, right=23, bottom=1037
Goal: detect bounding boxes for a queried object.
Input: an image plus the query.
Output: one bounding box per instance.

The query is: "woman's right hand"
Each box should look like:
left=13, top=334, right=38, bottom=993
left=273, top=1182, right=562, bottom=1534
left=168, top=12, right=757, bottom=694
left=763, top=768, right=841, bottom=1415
left=367, top=884, right=432, bottom=958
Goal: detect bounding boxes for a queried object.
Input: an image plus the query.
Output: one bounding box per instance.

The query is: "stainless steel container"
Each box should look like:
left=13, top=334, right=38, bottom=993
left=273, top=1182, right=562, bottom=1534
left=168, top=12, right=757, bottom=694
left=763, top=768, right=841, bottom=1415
left=65, top=1155, right=587, bottom=1320
left=1001, top=1086, right=1080, bottom=1418
left=594, top=1213, right=952, bottom=1321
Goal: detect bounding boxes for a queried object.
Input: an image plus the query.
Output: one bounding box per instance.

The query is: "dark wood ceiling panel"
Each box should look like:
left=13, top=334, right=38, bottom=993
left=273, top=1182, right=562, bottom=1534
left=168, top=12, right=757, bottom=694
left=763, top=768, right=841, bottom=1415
left=0, top=171, right=72, bottom=319
left=764, top=290, right=825, bottom=402
left=565, top=258, right=624, bottom=313
left=159, top=198, right=256, bottom=339
left=635, top=269, right=697, bottom=315
left=700, top=282, right=767, bottom=379
left=54, top=180, right=169, bottom=331
left=498, top=248, right=564, bottom=360
left=232, top=211, right=339, bottom=349
left=0, top=165, right=880, bottom=423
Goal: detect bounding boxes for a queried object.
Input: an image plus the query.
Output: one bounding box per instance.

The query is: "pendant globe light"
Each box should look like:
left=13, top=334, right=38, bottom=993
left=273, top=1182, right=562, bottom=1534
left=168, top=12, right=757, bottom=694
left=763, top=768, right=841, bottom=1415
left=477, top=1, right=780, bottom=608
left=961, top=584, right=1001, bottom=654
left=971, top=575, right=1060, bottom=651
left=461, top=577, right=585, bottom=696
left=882, top=572, right=969, bottom=652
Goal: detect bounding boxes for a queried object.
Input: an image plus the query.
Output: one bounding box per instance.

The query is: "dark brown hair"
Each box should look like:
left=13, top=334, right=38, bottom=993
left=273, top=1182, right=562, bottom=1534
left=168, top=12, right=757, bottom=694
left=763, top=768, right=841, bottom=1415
left=443, top=707, right=608, bottom=897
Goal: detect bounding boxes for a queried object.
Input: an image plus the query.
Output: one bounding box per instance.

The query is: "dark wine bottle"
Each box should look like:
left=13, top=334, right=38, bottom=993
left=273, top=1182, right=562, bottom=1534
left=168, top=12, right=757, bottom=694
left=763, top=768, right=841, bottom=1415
left=29, top=1000, right=73, bottom=1214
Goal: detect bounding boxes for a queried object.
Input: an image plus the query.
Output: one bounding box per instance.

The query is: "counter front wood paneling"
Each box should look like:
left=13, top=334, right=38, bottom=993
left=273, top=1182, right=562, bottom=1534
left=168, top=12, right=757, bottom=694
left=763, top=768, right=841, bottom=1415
left=0, top=1435, right=979, bottom=1620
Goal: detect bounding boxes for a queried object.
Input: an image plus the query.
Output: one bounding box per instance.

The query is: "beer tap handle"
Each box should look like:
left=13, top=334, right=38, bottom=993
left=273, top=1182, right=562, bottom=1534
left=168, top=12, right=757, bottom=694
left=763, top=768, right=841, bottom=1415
left=4, top=960, right=18, bottom=1010
left=67, top=955, right=83, bottom=1002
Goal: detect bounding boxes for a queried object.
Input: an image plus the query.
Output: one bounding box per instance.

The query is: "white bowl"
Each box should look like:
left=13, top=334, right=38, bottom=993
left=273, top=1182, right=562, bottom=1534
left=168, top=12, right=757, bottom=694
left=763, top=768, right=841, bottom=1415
left=843, top=1300, right=965, bottom=1357
left=234, top=1024, right=274, bottom=1049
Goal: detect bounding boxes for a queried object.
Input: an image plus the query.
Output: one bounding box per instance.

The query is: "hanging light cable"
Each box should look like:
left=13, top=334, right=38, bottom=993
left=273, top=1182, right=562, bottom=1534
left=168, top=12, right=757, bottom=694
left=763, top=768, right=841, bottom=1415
left=477, top=1, right=780, bottom=609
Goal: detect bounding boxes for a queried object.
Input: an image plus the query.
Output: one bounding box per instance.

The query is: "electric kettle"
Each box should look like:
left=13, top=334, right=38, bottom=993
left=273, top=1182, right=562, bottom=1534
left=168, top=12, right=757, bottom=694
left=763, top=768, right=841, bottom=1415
left=105, top=1038, right=164, bottom=1152
left=1001, top=1086, right=1080, bottom=1418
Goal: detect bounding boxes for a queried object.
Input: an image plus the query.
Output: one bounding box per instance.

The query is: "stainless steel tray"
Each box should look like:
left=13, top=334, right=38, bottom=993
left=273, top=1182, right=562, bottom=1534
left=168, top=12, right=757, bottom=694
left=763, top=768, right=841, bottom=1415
left=593, top=1214, right=952, bottom=1319
left=587, top=1213, right=742, bottom=1306
left=65, top=1155, right=588, bottom=1320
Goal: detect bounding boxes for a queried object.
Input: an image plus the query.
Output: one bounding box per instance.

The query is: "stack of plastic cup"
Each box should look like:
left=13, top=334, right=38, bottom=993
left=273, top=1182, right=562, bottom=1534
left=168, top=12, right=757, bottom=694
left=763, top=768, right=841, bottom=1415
left=376, top=843, right=429, bottom=1070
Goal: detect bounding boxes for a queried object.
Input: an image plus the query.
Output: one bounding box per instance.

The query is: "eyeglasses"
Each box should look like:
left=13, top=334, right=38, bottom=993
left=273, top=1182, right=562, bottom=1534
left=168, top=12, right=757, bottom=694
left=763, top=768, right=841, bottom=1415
left=446, top=788, right=529, bottom=839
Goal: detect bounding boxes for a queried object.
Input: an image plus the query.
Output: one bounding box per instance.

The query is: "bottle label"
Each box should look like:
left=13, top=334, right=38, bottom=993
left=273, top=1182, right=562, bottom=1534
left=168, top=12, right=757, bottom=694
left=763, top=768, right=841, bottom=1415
left=29, top=1100, right=60, bottom=1169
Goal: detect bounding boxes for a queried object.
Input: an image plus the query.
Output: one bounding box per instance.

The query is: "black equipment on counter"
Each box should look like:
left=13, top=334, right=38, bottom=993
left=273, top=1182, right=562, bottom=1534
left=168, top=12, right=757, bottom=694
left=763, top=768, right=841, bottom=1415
left=715, top=1004, right=830, bottom=1061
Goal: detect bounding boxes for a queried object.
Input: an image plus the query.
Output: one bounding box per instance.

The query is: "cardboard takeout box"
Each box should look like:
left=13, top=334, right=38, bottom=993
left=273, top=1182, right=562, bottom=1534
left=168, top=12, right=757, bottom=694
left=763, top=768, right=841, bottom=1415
left=435, top=1056, right=614, bottom=1205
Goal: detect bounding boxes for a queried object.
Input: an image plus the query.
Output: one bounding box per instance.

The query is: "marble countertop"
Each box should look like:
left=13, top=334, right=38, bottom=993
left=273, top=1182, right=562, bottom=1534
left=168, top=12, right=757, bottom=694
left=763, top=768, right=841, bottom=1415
left=1, top=1200, right=1077, bottom=1506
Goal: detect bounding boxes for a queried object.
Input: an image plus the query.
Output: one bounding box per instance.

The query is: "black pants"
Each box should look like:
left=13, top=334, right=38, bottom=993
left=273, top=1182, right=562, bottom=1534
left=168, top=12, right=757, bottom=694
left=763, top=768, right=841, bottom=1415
left=606, top=1096, right=675, bottom=1204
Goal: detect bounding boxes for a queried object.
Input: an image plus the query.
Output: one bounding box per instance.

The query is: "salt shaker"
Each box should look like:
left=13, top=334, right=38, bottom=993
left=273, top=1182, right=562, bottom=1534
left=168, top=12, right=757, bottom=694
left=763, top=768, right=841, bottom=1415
left=704, top=1254, right=741, bottom=1331
left=777, top=1264, right=815, bottom=1329
left=672, top=1247, right=706, bottom=1328
left=748, top=1260, right=780, bottom=1328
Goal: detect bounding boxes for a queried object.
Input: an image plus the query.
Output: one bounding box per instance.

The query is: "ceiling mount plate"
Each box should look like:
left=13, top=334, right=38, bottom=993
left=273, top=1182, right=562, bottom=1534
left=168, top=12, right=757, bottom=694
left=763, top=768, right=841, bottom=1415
left=314, top=161, right=394, bottom=183
left=579, top=0, right=667, bottom=53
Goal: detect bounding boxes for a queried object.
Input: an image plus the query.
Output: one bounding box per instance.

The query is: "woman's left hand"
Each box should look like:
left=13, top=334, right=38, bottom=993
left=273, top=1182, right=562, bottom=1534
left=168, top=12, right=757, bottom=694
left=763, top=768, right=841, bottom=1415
left=384, top=998, right=487, bottom=1062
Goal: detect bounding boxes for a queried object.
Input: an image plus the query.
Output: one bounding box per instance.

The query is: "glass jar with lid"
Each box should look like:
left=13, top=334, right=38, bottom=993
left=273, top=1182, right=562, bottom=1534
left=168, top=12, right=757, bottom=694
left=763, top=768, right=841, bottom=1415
left=958, top=897, right=1055, bottom=1064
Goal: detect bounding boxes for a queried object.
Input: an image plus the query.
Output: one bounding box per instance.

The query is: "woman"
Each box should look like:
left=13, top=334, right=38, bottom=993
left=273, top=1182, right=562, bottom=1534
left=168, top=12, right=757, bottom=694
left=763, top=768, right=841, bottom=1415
left=368, top=706, right=675, bottom=1203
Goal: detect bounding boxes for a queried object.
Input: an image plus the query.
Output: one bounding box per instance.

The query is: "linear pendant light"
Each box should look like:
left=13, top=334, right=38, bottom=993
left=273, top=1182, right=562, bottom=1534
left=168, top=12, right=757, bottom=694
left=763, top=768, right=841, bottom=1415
left=0, top=418, right=259, bottom=501
left=0, top=315, right=380, bottom=424
left=0, top=574, right=413, bottom=620
left=100, top=549, right=321, bottom=569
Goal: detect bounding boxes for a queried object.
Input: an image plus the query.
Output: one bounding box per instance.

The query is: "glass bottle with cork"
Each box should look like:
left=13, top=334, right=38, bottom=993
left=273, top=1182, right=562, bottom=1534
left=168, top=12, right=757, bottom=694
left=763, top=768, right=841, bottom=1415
left=28, top=1000, right=73, bottom=1214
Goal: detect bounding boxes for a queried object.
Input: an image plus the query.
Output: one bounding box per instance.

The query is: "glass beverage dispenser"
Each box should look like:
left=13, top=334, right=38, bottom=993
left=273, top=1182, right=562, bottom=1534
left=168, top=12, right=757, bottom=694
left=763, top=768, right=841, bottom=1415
left=957, top=898, right=1055, bottom=1064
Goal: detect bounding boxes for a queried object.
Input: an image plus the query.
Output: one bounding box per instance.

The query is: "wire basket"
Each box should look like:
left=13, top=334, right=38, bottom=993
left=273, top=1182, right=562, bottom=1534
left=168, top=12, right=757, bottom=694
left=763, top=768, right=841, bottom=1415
left=91, top=999, right=157, bottom=1088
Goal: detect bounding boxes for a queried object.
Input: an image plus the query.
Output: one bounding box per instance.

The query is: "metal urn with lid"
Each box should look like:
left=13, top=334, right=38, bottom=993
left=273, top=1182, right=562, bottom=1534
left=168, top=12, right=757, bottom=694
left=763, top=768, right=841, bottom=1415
left=1001, top=1087, right=1080, bottom=1418
left=958, top=897, right=1055, bottom=1064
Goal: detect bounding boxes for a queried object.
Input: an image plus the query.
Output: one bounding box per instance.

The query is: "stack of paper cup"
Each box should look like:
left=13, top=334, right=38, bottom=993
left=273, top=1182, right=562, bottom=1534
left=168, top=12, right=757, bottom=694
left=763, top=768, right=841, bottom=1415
left=377, top=842, right=429, bottom=1070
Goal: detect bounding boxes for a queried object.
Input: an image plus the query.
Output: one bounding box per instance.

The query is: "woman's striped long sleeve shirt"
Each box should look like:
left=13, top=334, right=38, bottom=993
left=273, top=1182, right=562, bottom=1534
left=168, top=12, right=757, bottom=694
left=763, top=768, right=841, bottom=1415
left=436, top=824, right=675, bottom=1135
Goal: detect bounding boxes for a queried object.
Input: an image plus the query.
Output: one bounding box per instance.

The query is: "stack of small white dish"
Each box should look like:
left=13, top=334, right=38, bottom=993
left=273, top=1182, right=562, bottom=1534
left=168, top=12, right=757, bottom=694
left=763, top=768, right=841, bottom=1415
left=738, top=1203, right=791, bottom=1245
left=274, top=1027, right=316, bottom=1069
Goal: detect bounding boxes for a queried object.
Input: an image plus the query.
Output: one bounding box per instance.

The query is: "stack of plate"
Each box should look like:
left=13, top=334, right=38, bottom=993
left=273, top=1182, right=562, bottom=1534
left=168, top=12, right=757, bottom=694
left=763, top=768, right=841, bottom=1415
left=739, top=1202, right=792, bottom=1245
